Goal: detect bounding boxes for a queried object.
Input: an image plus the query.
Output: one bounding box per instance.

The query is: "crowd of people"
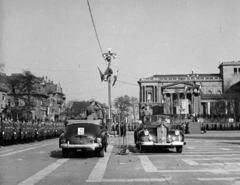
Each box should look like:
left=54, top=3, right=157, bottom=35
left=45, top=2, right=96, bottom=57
left=0, top=117, right=65, bottom=147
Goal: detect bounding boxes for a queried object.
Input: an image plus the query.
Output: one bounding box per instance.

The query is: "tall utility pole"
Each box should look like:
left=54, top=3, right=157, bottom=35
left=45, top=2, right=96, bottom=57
left=102, top=49, right=116, bottom=130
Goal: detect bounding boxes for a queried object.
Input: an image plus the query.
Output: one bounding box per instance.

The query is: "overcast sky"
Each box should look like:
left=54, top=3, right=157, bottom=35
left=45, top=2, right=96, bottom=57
left=1, top=0, right=240, bottom=104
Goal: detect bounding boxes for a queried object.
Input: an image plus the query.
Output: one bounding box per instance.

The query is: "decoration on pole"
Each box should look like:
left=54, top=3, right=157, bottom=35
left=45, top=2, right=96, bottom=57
left=97, top=48, right=117, bottom=133
left=112, top=70, right=119, bottom=86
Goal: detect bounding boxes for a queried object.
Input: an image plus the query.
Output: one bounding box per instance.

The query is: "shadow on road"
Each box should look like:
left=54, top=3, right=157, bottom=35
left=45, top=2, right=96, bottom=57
left=128, top=144, right=176, bottom=155
left=222, top=142, right=240, bottom=145
left=50, top=149, right=102, bottom=159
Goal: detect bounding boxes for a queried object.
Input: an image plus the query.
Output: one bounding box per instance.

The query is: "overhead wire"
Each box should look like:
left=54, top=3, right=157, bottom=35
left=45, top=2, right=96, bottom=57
left=87, top=0, right=106, bottom=64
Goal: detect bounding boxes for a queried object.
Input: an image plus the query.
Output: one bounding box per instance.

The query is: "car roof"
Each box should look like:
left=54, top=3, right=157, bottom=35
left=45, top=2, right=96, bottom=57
left=66, top=119, right=102, bottom=126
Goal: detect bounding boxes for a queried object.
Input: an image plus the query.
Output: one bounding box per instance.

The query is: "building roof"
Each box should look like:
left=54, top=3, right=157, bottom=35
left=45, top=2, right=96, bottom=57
left=218, top=61, right=240, bottom=68
left=139, top=73, right=222, bottom=83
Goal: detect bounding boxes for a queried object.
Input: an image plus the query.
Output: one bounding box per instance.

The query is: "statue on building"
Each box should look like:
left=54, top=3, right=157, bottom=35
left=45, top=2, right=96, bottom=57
left=163, top=94, right=171, bottom=114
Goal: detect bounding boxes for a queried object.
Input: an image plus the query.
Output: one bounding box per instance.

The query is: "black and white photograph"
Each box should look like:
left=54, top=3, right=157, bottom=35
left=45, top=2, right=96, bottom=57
left=0, top=0, right=240, bottom=184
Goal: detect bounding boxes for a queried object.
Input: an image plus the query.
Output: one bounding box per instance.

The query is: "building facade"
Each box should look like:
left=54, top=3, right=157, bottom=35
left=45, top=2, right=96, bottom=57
left=138, top=61, right=240, bottom=117
left=0, top=74, right=66, bottom=121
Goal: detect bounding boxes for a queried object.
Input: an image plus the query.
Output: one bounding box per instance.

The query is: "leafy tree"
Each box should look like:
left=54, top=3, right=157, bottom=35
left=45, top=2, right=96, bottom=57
left=113, top=95, right=134, bottom=122
left=6, top=70, right=41, bottom=120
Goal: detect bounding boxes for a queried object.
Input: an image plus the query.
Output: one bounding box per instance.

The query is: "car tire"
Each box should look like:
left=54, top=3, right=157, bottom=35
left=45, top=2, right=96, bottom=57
left=176, top=146, right=183, bottom=153
left=62, top=148, right=69, bottom=158
left=99, top=147, right=104, bottom=157
left=140, top=145, right=145, bottom=153
left=136, top=143, right=140, bottom=149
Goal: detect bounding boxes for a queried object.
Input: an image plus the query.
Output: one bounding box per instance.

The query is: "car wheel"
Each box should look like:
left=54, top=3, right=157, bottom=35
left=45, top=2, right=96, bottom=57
left=136, top=143, right=140, bottom=149
left=99, top=147, right=105, bottom=157
left=140, top=145, right=145, bottom=153
left=176, top=146, right=183, bottom=153
left=62, top=148, right=69, bottom=158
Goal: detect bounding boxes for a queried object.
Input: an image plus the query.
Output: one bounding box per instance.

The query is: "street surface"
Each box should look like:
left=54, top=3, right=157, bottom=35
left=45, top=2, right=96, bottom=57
left=0, top=131, right=240, bottom=185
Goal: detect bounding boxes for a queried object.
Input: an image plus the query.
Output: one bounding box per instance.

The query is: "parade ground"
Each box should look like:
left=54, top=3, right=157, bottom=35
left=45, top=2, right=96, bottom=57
left=0, top=131, right=240, bottom=185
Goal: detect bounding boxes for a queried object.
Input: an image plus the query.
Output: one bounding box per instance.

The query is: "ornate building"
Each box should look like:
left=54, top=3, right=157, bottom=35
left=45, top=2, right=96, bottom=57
left=0, top=74, right=66, bottom=121
left=138, top=61, right=240, bottom=117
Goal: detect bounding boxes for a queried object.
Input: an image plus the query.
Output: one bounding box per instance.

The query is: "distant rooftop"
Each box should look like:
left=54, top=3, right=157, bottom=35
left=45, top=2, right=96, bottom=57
left=218, top=61, right=240, bottom=68
left=139, top=73, right=222, bottom=82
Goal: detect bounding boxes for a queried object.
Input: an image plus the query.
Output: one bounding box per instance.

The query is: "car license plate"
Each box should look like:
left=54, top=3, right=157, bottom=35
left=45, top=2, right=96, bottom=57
left=78, top=128, right=84, bottom=135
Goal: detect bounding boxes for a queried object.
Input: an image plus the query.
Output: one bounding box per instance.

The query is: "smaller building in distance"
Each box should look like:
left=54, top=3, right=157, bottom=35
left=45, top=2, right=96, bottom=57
left=138, top=61, right=240, bottom=119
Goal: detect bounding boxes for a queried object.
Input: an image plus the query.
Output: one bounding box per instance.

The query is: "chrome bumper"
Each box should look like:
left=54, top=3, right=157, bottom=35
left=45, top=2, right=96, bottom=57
left=140, top=141, right=186, bottom=146
left=60, top=141, right=102, bottom=150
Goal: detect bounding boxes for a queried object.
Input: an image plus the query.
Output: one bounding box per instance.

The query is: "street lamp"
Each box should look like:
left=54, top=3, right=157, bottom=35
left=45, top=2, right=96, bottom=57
left=102, top=49, right=116, bottom=131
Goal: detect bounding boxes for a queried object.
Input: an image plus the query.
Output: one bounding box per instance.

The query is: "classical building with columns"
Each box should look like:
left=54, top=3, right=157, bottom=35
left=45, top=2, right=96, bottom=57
left=138, top=61, right=240, bottom=117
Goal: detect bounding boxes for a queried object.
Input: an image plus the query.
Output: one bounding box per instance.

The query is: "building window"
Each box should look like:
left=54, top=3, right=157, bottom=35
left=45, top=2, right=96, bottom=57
left=238, top=68, right=240, bottom=74
left=234, top=68, right=237, bottom=75
left=208, top=90, right=212, bottom=94
left=2, top=94, right=5, bottom=101
left=217, top=90, right=221, bottom=94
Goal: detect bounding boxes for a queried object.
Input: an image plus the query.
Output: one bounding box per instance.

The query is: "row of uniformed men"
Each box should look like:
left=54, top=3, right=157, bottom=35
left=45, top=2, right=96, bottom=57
left=0, top=119, right=65, bottom=146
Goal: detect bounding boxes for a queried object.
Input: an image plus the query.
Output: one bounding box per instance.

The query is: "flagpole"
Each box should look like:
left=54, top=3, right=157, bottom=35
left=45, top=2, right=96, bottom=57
left=108, top=69, right=111, bottom=132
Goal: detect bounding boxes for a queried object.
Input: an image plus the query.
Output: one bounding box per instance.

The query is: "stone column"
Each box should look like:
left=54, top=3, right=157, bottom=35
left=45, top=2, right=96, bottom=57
left=152, top=86, right=155, bottom=102
left=157, top=86, right=161, bottom=103
left=207, top=102, right=211, bottom=115
left=191, top=91, right=194, bottom=114
left=143, top=86, right=145, bottom=103
left=155, top=86, right=157, bottom=102
left=225, top=101, right=228, bottom=115
left=140, top=85, right=142, bottom=103
left=170, top=93, right=173, bottom=115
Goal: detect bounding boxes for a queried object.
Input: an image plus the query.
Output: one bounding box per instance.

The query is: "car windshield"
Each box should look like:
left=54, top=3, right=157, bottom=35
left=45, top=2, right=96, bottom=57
left=143, top=115, right=169, bottom=126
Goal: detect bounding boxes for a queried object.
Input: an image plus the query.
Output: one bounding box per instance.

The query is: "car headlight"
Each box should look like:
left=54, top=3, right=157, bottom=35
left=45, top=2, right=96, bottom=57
left=168, top=135, right=172, bottom=141
left=144, top=130, right=149, bottom=136
left=97, top=137, right=102, bottom=143
left=175, top=130, right=180, bottom=136
left=2, top=132, right=4, bottom=135
left=60, top=138, right=66, bottom=143
left=172, top=136, right=176, bottom=141
left=14, top=132, right=16, bottom=135
left=148, top=135, right=153, bottom=141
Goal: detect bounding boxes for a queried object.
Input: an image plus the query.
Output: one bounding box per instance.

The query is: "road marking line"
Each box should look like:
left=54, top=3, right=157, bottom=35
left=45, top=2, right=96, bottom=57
left=0, top=144, right=43, bottom=154
left=157, top=169, right=228, bottom=174
left=86, top=145, right=113, bottom=182
left=220, top=148, right=232, bottom=150
left=87, top=177, right=171, bottom=183
left=182, top=159, right=199, bottom=165
left=18, top=159, right=68, bottom=185
left=186, top=147, right=195, bottom=149
left=147, top=154, right=240, bottom=157
left=181, top=151, right=240, bottom=154
left=0, top=149, right=14, bottom=154
left=197, top=177, right=240, bottom=181
left=138, top=156, right=158, bottom=172
left=0, top=143, right=53, bottom=158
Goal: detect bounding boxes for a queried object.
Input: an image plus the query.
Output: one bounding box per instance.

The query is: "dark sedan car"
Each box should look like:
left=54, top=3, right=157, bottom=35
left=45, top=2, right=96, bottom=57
left=134, top=115, right=186, bottom=153
left=59, top=119, right=107, bottom=158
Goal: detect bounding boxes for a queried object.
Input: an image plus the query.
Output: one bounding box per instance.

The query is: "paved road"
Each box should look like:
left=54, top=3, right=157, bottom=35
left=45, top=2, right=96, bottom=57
left=0, top=131, right=240, bottom=185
